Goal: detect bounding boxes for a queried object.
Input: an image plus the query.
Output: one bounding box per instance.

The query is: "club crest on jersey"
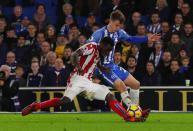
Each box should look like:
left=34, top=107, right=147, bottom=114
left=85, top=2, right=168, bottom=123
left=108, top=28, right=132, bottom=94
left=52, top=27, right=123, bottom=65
left=111, top=75, right=115, bottom=79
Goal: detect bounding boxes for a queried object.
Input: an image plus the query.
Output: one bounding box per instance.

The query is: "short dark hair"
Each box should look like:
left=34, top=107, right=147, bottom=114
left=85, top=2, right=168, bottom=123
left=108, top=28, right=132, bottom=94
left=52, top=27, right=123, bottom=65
left=16, top=64, right=25, bottom=71
left=36, top=4, right=46, bottom=10
left=28, top=23, right=37, bottom=28
left=171, top=59, right=179, bottom=65
left=127, top=55, right=136, bottom=62
left=110, top=10, right=125, bottom=24
left=100, top=37, right=114, bottom=48
left=69, top=23, right=79, bottom=29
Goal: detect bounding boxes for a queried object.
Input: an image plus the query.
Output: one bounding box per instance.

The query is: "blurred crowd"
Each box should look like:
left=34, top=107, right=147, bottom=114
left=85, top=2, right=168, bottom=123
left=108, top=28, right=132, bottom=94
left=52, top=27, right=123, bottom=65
left=0, top=0, right=193, bottom=90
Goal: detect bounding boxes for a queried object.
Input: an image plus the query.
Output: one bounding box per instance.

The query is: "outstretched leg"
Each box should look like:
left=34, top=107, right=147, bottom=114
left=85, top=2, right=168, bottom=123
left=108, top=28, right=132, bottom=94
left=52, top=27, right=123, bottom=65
left=105, top=93, right=144, bottom=122
left=22, top=96, right=71, bottom=116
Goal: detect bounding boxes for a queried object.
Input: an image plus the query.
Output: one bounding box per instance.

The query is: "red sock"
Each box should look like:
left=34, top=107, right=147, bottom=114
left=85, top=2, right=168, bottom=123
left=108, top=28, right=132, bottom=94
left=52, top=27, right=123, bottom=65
left=35, top=98, right=61, bottom=110
left=109, top=100, right=129, bottom=119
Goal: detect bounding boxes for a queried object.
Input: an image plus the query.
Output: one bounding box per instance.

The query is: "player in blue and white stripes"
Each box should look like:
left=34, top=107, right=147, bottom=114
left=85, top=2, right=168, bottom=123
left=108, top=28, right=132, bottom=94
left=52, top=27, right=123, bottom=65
left=87, top=10, right=160, bottom=119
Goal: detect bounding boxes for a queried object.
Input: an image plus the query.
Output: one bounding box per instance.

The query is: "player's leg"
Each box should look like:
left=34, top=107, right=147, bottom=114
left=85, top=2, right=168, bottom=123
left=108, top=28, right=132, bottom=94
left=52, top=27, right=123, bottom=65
left=122, top=71, right=150, bottom=119
left=97, top=67, right=132, bottom=108
left=22, top=83, right=83, bottom=116
left=87, top=83, right=144, bottom=122
left=123, top=74, right=140, bottom=105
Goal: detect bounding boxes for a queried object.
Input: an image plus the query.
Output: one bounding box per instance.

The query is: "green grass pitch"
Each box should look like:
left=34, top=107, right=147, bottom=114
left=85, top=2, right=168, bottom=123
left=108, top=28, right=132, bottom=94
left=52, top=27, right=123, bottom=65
left=0, top=113, right=193, bottom=131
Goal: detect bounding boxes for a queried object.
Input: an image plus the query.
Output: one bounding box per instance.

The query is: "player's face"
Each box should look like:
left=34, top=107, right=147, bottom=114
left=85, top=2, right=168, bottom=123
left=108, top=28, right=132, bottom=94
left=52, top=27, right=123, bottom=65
left=109, top=20, right=122, bottom=32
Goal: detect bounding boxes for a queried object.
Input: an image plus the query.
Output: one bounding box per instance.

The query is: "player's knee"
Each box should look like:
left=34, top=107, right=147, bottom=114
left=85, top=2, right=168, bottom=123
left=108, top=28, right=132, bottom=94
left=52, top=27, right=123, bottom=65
left=59, top=96, right=71, bottom=105
left=135, top=80, right=140, bottom=89
left=105, top=93, right=116, bottom=103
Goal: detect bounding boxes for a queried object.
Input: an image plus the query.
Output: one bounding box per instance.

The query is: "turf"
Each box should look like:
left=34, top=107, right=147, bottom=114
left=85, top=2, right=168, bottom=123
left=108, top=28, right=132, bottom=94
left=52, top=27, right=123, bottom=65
left=0, top=113, right=193, bottom=131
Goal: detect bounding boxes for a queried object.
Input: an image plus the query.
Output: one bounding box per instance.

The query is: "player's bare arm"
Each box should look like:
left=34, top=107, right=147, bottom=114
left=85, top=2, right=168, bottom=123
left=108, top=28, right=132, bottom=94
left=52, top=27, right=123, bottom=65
left=97, top=62, right=111, bottom=74
left=71, top=49, right=84, bottom=74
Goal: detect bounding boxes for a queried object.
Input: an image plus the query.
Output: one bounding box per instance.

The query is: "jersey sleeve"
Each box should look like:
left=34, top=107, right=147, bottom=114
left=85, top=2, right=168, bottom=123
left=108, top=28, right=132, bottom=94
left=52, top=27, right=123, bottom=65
left=119, top=29, right=148, bottom=44
left=79, top=44, right=95, bottom=56
left=86, top=29, right=103, bottom=44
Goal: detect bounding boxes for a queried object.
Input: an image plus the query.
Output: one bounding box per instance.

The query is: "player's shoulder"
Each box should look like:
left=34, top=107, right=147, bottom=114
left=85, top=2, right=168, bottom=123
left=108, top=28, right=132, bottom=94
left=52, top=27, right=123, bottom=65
left=84, top=42, right=98, bottom=48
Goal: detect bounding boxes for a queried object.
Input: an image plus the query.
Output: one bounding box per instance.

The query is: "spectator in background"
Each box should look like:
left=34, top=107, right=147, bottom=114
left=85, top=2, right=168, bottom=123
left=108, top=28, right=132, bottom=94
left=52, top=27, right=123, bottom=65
left=126, top=55, right=141, bottom=81
left=181, top=3, right=193, bottom=24
left=126, top=11, right=142, bottom=36
left=56, top=3, right=73, bottom=32
left=177, top=47, right=188, bottom=61
left=136, top=23, right=147, bottom=37
left=6, top=51, right=17, bottom=78
left=27, top=31, right=44, bottom=63
left=13, top=34, right=30, bottom=65
left=91, top=23, right=100, bottom=34
left=60, top=15, right=74, bottom=35
left=26, top=23, right=37, bottom=45
left=27, top=62, right=43, bottom=87
left=42, top=58, right=70, bottom=87
left=180, top=23, right=193, bottom=57
left=141, top=61, right=162, bottom=86
left=100, top=0, right=128, bottom=25
left=147, top=12, right=161, bottom=33
left=151, top=0, right=169, bottom=22
left=82, top=12, right=97, bottom=37
left=0, top=33, right=7, bottom=66
left=0, top=65, right=19, bottom=111
left=62, top=46, right=73, bottom=71
left=45, top=25, right=56, bottom=51
left=149, top=40, right=164, bottom=67
left=116, top=41, right=131, bottom=64
left=31, top=4, right=51, bottom=32
left=167, top=33, right=185, bottom=58
left=172, top=13, right=184, bottom=33
left=10, top=5, right=23, bottom=26
left=68, top=23, right=80, bottom=51
left=5, top=26, right=17, bottom=51
left=36, top=32, right=45, bottom=46
left=165, top=59, right=185, bottom=86
left=128, top=44, right=140, bottom=62
left=15, top=15, right=31, bottom=36
left=113, top=51, right=127, bottom=69
left=179, top=56, right=191, bottom=73
left=73, top=34, right=87, bottom=51
left=160, top=21, right=171, bottom=48
left=54, top=33, right=68, bottom=59
left=0, top=18, right=7, bottom=35
left=39, top=41, right=51, bottom=66
left=40, top=51, right=57, bottom=75
left=157, top=51, right=172, bottom=85
left=14, top=64, right=26, bottom=87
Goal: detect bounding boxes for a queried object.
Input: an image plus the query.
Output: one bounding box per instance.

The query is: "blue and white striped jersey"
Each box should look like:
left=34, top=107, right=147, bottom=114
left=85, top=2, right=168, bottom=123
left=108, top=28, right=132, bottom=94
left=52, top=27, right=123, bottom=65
left=87, top=26, right=148, bottom=66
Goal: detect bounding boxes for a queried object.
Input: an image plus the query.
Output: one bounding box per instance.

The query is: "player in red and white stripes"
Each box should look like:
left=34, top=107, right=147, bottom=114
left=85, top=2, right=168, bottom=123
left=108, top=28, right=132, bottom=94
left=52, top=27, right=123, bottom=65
left=21, top=37, right=145, bottom=122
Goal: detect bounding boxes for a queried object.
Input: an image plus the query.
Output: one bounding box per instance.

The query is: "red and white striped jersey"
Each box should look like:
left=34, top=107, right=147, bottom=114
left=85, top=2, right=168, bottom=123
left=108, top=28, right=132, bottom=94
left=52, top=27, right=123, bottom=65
left=68, top=42, right=99, bottom=83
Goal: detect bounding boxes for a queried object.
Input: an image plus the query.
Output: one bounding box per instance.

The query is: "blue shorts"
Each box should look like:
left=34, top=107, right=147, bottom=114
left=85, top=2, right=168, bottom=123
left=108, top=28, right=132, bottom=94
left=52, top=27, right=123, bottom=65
left=94, top=64, right=130, bottom=87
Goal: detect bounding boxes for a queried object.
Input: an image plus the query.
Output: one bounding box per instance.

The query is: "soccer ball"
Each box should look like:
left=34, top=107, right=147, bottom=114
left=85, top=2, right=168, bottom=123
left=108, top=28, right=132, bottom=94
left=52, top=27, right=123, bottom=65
left=127, top=105, right=142, bottom=118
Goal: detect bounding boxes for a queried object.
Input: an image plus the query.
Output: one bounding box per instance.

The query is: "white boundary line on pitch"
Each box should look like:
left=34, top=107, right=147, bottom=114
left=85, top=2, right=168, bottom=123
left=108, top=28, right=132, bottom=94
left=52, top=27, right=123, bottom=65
left=19, top=86, right=193, bottom=90
left=0, top=111, right=193, bottom=114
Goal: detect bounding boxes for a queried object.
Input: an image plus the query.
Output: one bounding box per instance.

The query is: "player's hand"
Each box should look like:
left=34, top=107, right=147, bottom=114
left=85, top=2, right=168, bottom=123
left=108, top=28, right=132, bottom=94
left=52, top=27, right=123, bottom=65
left=148, top=34, right=161, bottom=42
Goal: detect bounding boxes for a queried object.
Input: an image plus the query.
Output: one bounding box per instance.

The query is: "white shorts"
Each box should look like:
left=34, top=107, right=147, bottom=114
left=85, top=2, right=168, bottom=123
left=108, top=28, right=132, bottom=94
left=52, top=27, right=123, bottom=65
left=64, top=74, right=110, bottom=101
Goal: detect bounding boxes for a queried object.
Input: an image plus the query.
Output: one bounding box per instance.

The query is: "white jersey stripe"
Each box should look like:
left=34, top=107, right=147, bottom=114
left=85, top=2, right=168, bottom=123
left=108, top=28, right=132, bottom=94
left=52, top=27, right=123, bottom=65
left=82, top=50, right=95, bottom=70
